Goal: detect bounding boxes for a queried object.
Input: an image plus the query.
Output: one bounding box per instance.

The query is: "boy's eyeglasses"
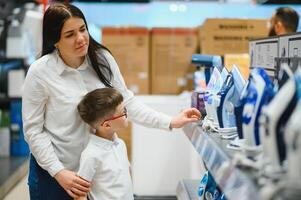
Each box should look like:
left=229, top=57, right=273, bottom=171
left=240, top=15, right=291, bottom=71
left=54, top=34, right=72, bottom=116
left=101, top=108, right=127, bottom=126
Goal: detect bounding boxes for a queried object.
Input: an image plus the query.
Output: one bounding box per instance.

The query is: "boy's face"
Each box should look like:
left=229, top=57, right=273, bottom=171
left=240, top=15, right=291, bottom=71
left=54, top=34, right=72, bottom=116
left=100, top=103, right=128, bottom=131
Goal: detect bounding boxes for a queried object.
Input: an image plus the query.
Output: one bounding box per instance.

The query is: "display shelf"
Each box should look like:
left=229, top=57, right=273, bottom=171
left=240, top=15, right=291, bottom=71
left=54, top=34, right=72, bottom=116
left=0, top=97, right=22, bottom=109
left=0, top=97, right=22, bottom=103
left=0, top=156, right=29, bottom=199
left=176, top=179, right=200, bottom=200
left=181, top=123, right=260, bottom=200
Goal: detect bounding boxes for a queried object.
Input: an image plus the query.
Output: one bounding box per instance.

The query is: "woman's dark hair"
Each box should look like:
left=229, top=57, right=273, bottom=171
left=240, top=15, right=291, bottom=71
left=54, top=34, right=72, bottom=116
left=42, top=3, right=113, bottom=87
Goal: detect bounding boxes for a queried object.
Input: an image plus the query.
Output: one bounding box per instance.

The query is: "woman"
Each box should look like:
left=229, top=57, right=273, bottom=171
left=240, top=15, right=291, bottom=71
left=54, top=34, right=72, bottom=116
left=22, top=3, right=200, bottom=200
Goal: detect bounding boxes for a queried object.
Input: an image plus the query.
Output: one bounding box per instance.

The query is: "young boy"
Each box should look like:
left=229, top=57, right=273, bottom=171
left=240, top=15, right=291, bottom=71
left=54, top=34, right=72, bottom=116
left=76, top=88, right=133, bottom=200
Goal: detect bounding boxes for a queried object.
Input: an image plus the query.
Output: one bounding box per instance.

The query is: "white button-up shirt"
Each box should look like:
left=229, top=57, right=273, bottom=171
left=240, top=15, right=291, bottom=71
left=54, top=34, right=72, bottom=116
left=22, top=50, right=172, bottom=176
left=78, top=134, right=133, bottom=200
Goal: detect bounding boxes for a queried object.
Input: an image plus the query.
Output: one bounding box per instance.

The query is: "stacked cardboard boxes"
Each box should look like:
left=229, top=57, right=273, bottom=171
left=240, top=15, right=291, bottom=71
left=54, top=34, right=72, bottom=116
left=102, top=27, right=150, bottom=94
left=200, top=18, right=269, bottom=55
left=102, top=27, right=150, bottom=159
left=151, top=28, right=198, bottom=94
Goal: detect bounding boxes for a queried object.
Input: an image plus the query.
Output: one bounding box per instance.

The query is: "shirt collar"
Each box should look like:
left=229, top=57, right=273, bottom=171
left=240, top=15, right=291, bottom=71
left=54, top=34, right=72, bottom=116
left=89, top=133, right=119, bottom=149
left=52, top=50, right=89, bottom=76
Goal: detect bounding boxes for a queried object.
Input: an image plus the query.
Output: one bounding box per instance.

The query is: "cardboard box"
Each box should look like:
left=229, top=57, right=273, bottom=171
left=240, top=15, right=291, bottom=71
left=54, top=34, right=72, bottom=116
left=198, top=25, right=203, bottom=53
left=151, top=28, right=198, bottom=94
left=224, top=54, right=250, bottom=80
left=201, top=18, right=269, bottom=55
left=102, top=27, right=150, bottom=94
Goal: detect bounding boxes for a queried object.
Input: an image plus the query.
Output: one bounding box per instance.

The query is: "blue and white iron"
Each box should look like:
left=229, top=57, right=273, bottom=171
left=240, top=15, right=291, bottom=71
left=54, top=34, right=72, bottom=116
left=234, top=79, right=250, bottom=139
left=260, top=62, right=298, bottom=174
left=211, top=68, right=229, bottom=126
left=191, top=54, right=222, bottom=122
left=216, top=72, right=234, bottom=129
left=227, top=80, right=250, bottom=150
left=203, top=67, right=221, bottom=122
left=217, top=66, right=246, bottom=131
left=242, top=67, right=274, bottom=154
left=211, top=71, right=238, bottom=136
left=203, top=67, right=228, bottom=129
left=285, top=67, right=301, bottom=189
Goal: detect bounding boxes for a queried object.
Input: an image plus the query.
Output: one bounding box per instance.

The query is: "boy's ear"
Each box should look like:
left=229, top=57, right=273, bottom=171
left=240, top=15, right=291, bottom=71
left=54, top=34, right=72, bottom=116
left=101, top=121, right=111, bottom=128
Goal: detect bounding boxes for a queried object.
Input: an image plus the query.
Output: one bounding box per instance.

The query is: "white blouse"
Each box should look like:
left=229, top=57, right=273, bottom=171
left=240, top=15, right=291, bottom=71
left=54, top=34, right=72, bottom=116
left=22, top=50, right=172, bottom=176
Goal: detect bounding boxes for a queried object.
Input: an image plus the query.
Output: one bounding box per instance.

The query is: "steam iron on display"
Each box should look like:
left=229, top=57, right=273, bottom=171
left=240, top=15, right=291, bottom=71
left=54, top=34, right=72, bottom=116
left=191, top=54, right=222, bottom=118
left=241, top=67, right=274, bottom=156
left=213, top=73, right=237, bottom=136
left=216, top=65, right=246, bottom=137
left=283, top=68, right=301, bottom=198
left=228, top=79, right=250, bottom=150
left=216, top=72, right=234, bottom=129
left=191, top=54, right=222, bottom=120
left=260, top=62, right=298, bottom=175
left=202, top=67, right=228, bottom=130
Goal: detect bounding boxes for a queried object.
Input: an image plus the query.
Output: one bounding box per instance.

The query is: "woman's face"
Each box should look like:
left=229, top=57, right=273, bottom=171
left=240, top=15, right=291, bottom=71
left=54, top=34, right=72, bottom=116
left=55, top=17, right=89, bottom=62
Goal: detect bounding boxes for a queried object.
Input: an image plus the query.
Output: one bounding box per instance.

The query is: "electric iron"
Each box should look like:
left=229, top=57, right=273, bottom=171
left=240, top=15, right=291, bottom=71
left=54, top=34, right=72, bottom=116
left=202, top=67, right=228, bottom=130
left=242, top=67, right=274, bottom=156
left=260, top=60, right=299, bottom=175
left=191, top=54, right=222, bottom=121
left=283, top=67, right=301, bottom=198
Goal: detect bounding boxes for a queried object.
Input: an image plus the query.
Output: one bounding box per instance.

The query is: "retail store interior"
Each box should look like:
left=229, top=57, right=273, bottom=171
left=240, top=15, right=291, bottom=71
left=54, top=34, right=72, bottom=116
left=1, top=0, right=301, bottom=200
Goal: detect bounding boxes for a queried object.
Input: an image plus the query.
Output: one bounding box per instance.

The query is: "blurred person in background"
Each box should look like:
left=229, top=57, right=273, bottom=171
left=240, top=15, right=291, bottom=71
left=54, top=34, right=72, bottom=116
left=269, top=7, right=299, bottom=36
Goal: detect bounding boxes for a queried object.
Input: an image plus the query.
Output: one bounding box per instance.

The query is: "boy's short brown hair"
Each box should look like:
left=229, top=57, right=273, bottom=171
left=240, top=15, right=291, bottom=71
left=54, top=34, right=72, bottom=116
left=77, top=88, right=123, bottom=126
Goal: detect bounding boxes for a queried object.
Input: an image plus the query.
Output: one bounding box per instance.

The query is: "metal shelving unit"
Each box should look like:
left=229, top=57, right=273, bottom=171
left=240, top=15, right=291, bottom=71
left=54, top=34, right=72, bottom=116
left=177, top=122, right=260, bottom=200
left=176, top=179, right=200, bottom=200
left=0, top=97, right=28, bottom=198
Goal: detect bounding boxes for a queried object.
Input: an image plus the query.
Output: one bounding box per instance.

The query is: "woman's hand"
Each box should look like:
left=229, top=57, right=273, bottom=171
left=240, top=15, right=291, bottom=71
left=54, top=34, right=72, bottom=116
left=54, top=169, right=91, bottom=198
left=170, top=108, right=201, bottom=129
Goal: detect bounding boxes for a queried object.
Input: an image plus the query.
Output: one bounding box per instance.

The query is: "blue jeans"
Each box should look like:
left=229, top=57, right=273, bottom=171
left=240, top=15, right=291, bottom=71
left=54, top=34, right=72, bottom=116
left=28, top=155, right=72, bottom=200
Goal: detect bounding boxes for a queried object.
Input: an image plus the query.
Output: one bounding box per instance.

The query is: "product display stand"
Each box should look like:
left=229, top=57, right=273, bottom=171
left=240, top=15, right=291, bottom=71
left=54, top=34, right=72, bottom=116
left=177, top=179, right=200, bottom=200
left=0, top=97, right=29, bottom=198
left=177, top=122, right=260, bottom=200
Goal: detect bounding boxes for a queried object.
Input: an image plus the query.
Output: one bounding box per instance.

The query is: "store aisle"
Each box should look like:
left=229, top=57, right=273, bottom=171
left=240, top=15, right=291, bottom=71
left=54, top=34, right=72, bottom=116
left=4, top=175, right=29, bottom=200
